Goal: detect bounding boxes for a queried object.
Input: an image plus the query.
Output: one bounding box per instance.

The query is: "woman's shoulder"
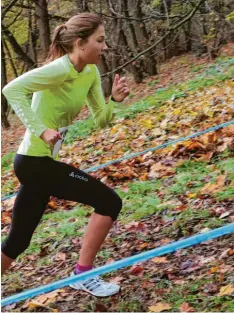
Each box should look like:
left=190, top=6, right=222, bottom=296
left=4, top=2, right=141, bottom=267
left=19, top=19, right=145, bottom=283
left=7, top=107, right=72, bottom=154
left=44, top=55, right=70, bottom=71
left=37, top=55, right=70, bottom=80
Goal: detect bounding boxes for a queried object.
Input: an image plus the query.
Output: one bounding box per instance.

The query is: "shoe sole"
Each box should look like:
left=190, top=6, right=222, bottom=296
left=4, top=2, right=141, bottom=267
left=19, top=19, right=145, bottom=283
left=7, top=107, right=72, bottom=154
left=69, top=283, right=120, bottom=297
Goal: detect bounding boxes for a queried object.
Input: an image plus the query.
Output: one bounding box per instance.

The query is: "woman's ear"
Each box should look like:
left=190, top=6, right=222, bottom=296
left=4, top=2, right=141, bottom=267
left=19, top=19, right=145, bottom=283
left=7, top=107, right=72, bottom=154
left=75, top=38, right=84, bottom=50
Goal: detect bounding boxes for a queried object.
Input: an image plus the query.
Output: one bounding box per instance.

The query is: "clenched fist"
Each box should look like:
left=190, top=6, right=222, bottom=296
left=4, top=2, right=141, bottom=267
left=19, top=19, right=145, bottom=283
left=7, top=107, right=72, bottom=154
left=40, top=129, right=62, bottom=146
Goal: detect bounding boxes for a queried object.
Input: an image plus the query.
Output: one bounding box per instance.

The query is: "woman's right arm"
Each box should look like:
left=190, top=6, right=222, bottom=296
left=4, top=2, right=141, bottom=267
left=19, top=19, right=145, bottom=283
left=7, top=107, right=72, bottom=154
left=2, top=60, right=69, bottom=138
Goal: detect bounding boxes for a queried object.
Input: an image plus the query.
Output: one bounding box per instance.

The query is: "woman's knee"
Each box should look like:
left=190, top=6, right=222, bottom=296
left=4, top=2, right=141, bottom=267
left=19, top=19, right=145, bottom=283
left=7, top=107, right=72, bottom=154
left=95, top=189, right=123, bottom=221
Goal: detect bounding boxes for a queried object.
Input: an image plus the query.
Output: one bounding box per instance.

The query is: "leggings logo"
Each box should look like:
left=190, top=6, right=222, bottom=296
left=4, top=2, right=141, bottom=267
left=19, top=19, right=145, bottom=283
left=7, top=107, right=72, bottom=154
left=69, top=172, right=88, bottom=182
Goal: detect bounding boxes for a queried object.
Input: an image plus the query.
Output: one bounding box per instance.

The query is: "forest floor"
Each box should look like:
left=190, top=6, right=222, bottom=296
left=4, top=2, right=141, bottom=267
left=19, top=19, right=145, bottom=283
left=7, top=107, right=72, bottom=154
left=1, top=42, right=234, bottom=312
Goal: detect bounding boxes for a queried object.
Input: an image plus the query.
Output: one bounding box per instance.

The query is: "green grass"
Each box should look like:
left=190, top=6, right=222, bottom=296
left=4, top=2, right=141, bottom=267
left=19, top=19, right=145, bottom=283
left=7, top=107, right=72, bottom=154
left=216, top=158, right=234, bottom=180
left=215, top=187, right=234, bottom=201
left=64, top=118, right=96, bottom=144
left=1, top=152, right=16, bottom=197
left=167, top=157, right=234, bottom=198
left=79, top=275, right=233, bottom=312
left=203, top=217, right=226, bottom=228
left=167, top=160, right=211, bottom=195
left=115, top=299, right=144, bottom=312
left=116, top=180, right=162, bottom=222
left=191, top=64, right=206, bottom=72
left=1, top=180, right=15, bottom=198
left=147, top=79, right=159, bottom=86
left=153, top=277, right=234, bottom=312
left=1, top=152, right=15, bottom=174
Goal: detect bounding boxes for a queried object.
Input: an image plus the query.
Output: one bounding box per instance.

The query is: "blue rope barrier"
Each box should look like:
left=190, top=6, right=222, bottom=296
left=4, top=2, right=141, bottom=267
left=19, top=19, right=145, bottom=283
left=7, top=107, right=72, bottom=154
left=2, top=120, right=234, bottom=201
left=85, top=120, right=234, bottom=172
left=1, top=194, right=16, bottom=201
left=2, top=223, right=234, bottom=307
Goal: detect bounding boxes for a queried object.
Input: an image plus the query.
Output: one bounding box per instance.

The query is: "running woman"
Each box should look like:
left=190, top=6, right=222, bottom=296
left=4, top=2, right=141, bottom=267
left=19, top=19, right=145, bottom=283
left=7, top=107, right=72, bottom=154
left=2, top=12, right=129, bottom=297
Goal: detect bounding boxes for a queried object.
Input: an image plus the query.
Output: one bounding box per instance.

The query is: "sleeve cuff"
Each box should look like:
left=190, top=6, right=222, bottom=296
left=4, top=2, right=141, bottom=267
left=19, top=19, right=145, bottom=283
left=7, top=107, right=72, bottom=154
left=110, top=95, right=118, bottom=102
left=34, top=125, right=48, bottom=138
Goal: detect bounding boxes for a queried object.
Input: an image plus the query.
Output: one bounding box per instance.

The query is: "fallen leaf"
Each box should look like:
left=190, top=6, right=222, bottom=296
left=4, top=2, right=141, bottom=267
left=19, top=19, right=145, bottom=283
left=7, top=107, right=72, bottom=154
left=55, top=252, right=66, bottom=261
left=218, top=284, right=234, bottom=296
left=28, top=300, right=45, bottom=309
left=228, top=249, right=234, bottom=256
left=179, top=302, right=195, bottom=312
left=200, top=175, right=226, bottom=194
left=48, top=201, right=57, bottom=209
left=148, top=302, right=172, bottom=312
left=210, top=266, right=219, bottom=273
left=139, top=242, right=149, bottom=250
left=94, top=302, right=108, bottom=312
left=110, top=276, right=124, bottom=284
left=219, top=212, right=230, bottom=219
left=130, top=265, right=144, bottom=275
left=152, top=257, right=168, bottom=264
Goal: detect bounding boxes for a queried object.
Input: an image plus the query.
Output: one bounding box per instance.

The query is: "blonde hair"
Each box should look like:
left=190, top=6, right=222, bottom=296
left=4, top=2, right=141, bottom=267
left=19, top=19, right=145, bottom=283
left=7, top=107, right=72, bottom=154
left=45, top=13, right=103, bottom=63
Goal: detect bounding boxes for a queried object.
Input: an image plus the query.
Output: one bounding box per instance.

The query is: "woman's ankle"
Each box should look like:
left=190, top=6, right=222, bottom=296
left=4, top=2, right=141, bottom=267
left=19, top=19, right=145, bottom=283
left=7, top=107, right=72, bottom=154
left=74, top=263, right=93, bottom=274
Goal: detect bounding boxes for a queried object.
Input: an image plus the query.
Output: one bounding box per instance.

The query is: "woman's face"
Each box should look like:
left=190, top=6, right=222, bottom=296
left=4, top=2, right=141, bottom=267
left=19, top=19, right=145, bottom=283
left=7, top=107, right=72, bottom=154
left=78, top=24, right=108, bottom=64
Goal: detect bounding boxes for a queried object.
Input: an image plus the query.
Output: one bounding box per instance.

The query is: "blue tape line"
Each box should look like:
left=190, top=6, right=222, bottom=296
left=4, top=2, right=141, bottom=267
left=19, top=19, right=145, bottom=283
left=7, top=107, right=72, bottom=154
left=2, top=223, right=234, bottom=307
left=2, top=120, right=234, bottom=201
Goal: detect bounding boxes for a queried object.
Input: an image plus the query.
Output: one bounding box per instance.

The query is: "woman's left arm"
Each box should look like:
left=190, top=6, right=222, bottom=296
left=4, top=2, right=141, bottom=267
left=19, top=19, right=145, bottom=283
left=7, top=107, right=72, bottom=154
left=86, top=66, right=129, bottom=128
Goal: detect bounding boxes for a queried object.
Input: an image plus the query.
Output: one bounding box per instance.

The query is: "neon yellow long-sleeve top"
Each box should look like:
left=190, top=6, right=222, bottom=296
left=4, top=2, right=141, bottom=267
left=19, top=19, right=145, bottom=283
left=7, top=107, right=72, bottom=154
left=2, top=54, right=116, bottom=158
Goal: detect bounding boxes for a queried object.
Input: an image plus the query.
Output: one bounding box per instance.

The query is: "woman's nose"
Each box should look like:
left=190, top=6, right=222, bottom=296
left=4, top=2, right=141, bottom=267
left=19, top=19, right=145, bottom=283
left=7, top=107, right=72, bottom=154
left=102, top=42, right=108, bottom=51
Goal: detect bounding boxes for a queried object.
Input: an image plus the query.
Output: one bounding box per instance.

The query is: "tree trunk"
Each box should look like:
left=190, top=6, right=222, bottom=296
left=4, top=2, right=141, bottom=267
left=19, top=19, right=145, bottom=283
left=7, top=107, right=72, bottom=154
left=184, top=20, right=192, bottom=52
left=119, top=28, right=143, bottom=83
left=35, top=0, right=50, bottom=60
left=122, top=0, right=138, bottom=50
left=132, top=0, right=157, bottom=75
left=122, top=0, right=143, bottom=82
left=1, top=40, right=10, bottom=128
left=75, top=0, right=89, bottom=12
left=2, top=25, right=35, bottom=69
left=28, top=0, right=37, bottom=63
left=99, top=57, right=112, bottom=96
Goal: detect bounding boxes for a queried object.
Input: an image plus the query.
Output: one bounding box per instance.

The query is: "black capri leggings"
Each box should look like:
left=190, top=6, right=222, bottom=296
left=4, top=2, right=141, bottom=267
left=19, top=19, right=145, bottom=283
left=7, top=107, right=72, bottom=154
left=1, top=154, right=122, bottom=259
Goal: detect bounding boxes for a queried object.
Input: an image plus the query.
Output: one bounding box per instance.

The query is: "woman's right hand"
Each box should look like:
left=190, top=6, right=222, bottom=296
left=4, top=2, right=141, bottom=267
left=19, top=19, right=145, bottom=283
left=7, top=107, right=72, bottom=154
left=40, top=129, right=62, bottom=146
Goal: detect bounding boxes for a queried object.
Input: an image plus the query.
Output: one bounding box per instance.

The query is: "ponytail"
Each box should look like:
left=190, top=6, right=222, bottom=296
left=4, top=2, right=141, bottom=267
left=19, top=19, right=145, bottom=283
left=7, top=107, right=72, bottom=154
left=45, top=24, right=67, bottom=64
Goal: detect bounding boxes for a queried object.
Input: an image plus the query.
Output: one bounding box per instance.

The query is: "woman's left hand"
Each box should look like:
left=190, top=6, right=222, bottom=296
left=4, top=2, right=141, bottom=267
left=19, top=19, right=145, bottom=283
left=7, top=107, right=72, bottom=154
left=111, top=74, right=130, bottom=102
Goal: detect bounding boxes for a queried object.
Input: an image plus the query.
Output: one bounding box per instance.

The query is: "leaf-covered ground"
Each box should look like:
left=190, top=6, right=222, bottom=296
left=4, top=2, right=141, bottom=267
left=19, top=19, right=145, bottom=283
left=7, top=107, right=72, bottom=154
left=1, top=44, right=234, bottom=312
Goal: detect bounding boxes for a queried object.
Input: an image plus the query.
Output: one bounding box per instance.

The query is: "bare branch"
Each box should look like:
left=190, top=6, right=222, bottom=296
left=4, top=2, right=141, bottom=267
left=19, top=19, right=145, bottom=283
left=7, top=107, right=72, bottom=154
left=98, top=11, right=184, bottom=22
left=102, top=0, right=206, bottom=77
left=2, top=24, right=35, bottom=68
left=3, top=39, right=19, bottom=77
left=4, top=7, right=23, bottom=28
left=2, top=0, right=19, bottom=19
left=107, top=0, right=117, bottom=15
left=13, top=3, right=33, bottom=10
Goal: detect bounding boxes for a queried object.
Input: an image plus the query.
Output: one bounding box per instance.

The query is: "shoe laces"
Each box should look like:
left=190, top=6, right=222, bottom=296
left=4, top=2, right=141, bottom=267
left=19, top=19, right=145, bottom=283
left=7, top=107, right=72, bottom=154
left=83, top=276, right=105, bottom=291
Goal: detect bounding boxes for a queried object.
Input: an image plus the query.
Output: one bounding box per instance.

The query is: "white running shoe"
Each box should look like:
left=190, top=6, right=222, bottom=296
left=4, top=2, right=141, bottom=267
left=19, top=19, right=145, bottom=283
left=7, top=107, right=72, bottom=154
left=69, top=272, right=120, bottom=297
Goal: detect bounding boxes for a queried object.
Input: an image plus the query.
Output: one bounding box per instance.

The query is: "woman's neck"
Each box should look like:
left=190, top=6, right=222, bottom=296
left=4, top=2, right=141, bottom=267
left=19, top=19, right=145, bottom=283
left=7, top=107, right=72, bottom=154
left=67, top=53, right=86, bottom=73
